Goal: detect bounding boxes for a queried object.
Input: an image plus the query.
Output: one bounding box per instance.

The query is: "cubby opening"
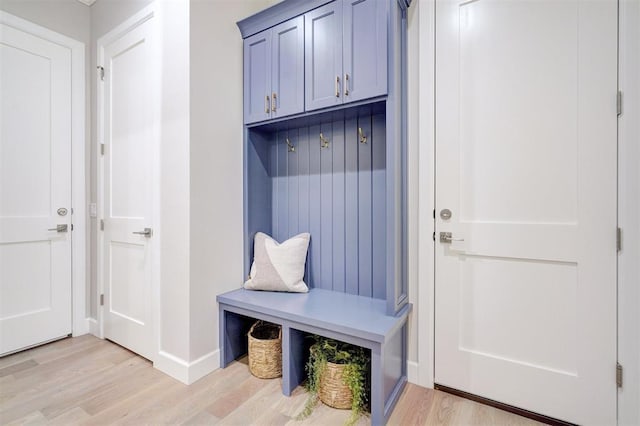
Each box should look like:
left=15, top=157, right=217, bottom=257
left=245, top=103, right=388, bottom=299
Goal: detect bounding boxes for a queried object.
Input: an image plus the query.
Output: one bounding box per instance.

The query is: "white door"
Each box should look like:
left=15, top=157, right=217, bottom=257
left=100, top=13, right=159, bottom=361
left=0, top=23, right=72, bottom=355
left=434, top=0, right=618, bottom=424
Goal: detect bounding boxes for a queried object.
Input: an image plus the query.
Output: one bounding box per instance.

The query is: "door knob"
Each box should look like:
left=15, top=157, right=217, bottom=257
left=132, top=228, right=153, bottom=237
left=439, top=232, right=464, bottom=243
left=47, top=224, right=68, bottom=232
left=440, top=209, right=452, bottom=220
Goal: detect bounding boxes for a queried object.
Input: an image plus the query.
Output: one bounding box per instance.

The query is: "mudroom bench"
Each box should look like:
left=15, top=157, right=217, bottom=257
left=217, top=288, right=412, bottom=425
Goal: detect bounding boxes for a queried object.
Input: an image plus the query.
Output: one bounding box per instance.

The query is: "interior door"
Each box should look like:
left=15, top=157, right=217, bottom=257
left=102, top=14, right=158, bottom=361
left=434, top=0, right=618, bottom=424
left=0, top=23, right=72, bottom=355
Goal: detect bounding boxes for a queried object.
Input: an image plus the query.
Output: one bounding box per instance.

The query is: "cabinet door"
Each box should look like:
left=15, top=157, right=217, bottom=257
left=343, top=0, right=388, bottom=102
left=305, top=2, right=343, bottom=111
left=244, top=29, right=271, bottom=124
left=271, top=16, right=304, bottom=119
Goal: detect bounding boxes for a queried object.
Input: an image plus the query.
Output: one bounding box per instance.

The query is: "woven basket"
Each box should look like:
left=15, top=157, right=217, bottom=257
left=248, top=321, right=282, bottom=379
left=319, top=361, right=353, bottom=410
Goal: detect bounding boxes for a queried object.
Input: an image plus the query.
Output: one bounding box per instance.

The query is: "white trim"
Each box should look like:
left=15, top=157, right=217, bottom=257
left=155, top=350, right=220, bottom=385
left=0, top=11, right=88, bottom=337
left=416, top=0, right=436, bottom=389
left=618, top=0, right=639, bottom=424
left=96, top=2, right=160, bottom=359
left=76, top=0, right=96, bottom=6
left=407, top=360, right=419, bottom=385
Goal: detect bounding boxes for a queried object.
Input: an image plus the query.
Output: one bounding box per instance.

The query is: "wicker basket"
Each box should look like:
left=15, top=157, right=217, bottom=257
left=319, top=361, right=353, bottom=410
left=248, top=321, right=282, bottom=379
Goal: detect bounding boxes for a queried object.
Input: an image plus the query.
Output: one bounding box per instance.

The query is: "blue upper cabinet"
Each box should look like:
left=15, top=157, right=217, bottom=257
left=343, top=0, right=388, bottom=102
left=244, top=30, right=271, bottom=124
left=305, top=0, right=387, bottom=112
left=271, top=17, right=305, bottom=119
left=304, top=2, right=343, bottom=111
left=244, top=17, right=304, bottom=124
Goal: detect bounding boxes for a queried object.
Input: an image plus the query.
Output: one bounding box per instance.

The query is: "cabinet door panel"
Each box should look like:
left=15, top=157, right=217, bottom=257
left=343, top=0, right=388, bottom=102
left=305, top=2, right=343, bottom=111
left=244, top=30, right=271, bottom=124
left=272, top=16, right=304, bottom=119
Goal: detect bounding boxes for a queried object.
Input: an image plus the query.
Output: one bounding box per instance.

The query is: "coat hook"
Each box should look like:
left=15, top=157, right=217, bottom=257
left=286, top=137, right=295, bottom=152
left=320, top=133, right=330, bottom=149
left=358, top=127, right=367, bottom=144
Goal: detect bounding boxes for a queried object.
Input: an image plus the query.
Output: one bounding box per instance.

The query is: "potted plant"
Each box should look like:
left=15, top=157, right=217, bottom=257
left=297, top=335, right=370, bottom=425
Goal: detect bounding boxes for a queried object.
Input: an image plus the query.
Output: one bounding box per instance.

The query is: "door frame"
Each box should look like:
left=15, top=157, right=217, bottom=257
left=95, top=3, right=160, bottom=362
left=415, top=0, right=639, bottom=421
left=0, top=11, right=87, bottom=338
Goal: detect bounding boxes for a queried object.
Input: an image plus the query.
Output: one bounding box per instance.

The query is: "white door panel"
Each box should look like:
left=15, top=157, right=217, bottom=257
left=0, top=23, right=72, bottom=355
left=102, top=13, right=158, bottom=362
left=435, top=0, right=617, bottom=424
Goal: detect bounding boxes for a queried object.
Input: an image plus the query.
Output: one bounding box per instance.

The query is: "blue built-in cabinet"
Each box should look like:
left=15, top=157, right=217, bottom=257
left=244, top=16, right=304, bottom=124
left=306, top=0, right=388, bottom=111
left=220, top=1, right=412, bottom=424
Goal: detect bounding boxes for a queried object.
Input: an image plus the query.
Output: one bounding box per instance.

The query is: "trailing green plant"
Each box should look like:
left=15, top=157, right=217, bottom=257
left=296, top=335, right=370, bottom=426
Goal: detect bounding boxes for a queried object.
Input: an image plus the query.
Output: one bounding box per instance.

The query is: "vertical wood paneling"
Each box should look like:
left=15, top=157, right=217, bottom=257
left=270, top=136, right=279, bottom=239
left=297, top=128, right=310, bottom=281
left=332, top=120, right=346, bottom=293
left=308, top=124, right=322, bottom=289
left=344, top=117, right=360, bottom=295
left=276, top=132, right=289, bottom=241
left=372, top=113, right=387, bottom=299
left=320, top=123, right=333, bottom=291
left=357, top=115, right=373, bottom=297
left=256, top=112, right=385, bottom=298
left=287, top=129, right=299, bottom=236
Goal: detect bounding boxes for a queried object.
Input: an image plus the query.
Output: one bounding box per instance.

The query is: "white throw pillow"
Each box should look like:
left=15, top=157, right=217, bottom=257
left=244, top=232, right=310, bottom=293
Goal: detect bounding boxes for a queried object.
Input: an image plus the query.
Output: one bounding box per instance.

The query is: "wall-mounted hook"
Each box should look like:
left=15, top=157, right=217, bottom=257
left=320, top=133, right=330, bottom=149
left=286, top=137, right=295, bottom=152
left=358, top=127, right=367, bottom=144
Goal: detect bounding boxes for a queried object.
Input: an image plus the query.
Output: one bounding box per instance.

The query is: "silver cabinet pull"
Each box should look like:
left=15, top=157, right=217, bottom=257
left=133, top=228, right=153, bottom=237
left=265, top=95, right=270, bottom=113
left=439, top=232, right=464, bottom=243
left=272, top=92, right=277, bottom=112
left=48, top=224, right=68, bottom=232
left=344, top=73, right=350, bottom=96
left=335, top=76, right=340, bottom=97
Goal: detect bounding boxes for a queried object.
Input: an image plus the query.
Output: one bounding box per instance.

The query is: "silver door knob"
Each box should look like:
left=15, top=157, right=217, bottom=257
left=132, top=228, right=153, bottom=237
left=439, top=232, right=464, bottom=243
left=47, top=224, right=68, bottom=232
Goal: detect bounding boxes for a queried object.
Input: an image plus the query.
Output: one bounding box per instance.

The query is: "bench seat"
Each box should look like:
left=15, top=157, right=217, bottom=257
left=217, top=288, right=412, bottom=425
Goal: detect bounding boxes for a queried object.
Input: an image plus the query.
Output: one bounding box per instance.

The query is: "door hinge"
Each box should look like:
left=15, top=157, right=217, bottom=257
left=100, top=143, right=105, bottom=156
left=100, top=219, right=104, bottom=231
left=617, top=362, right=623, bottom=388
left=617, top=91, right=623, bottom=116
left=100, top=294, right=104, bottom=306
left=432, top=231, right=436, bottom=241
left=617, top=227, right=622, bottom=252
left=97, top=66, right=104, bottom=81
left=71, top=224, right=74, bottom=231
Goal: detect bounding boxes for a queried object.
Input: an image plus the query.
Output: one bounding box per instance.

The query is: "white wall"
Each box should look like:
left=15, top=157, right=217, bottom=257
left=188, top=0, right=272, bottom=364
left=618, top=0, right=640, bottom=424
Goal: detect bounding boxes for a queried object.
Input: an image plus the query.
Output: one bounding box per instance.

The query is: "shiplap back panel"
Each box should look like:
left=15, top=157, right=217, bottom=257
left=249, top=112, right=386, bottom=299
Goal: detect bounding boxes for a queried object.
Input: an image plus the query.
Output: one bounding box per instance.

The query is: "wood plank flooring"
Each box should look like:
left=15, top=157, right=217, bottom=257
left=0, top=336, right=545, bottom=425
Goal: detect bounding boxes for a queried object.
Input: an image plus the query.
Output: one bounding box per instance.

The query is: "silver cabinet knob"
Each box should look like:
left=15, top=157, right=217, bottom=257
left=132, top=228, right=153, bottom=237
left=47, top=224, right=68, bottom=232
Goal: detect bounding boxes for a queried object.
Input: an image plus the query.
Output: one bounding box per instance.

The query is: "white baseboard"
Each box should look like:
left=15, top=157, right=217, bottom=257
left=155, top=349, right=220, bottom=385
left=407, top=360, right=419, bottom=385
left=87, top=318, right=100, bottom=337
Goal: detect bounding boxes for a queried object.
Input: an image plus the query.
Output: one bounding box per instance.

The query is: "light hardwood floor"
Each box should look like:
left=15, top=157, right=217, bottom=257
left=0, top=336, right=545, bottom=425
